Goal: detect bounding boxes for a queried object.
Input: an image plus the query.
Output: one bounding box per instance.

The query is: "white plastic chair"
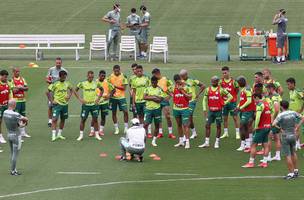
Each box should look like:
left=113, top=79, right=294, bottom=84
left=89, top=35, right=107, bottom=60
left=119, top=36, right=136, bottom=61
left=149, top=37, right=168, bottom=63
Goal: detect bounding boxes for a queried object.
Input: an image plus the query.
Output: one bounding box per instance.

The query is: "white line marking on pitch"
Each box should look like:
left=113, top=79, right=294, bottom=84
left=0, top=176, right=293, bottom=199
left=154, top=173, right=199, bottom=176
left=57, top=172, right=101, bottom=175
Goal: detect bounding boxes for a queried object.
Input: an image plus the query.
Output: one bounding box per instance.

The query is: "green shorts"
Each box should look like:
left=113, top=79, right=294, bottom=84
left=110, top=98, right=128, bottom=112
left=160, top=99, right=170, bottom=109
left=173, top=108, right=190, bottom=125
left=253, top=128, right=270, bottom=144
left=144, top=108, right=162, bottom=124
left=239, top=111, right=254, bottom=125
left=81, top=104, right=99, bottom=120
left=281, top=134, right=296, bottom=156
left=52, top=104, right=69, bottom=120
left=135, top=102, right=146, bottom=116
left=189, top=101, right=197, bottom=115
left=0, top=105, right=8, bottom=118
left=139, top=29, right=149, bottom=44
left=15, top=102, right=26, bottom=116
left=222, top=102, right=237, bottom=116
left=99, top=103, right=109, bottom=116
left=206, top=110, right=222, bottom=125
left=271, top=126, right=280, bottom=134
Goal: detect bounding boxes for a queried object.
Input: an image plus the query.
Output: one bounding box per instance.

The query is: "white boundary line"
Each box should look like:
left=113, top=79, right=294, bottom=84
left=154, top=173, right=199, bottom=176
left=56, top=172, right=101, bottom=175
left=0, top=176, right=292, bottom=199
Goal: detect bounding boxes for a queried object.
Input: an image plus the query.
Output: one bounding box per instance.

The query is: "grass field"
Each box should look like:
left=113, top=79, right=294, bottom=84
left=0, top=0, right=304, bottom=199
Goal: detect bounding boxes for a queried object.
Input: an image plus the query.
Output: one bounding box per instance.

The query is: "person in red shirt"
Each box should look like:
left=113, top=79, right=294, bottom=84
left=242, top=93, right=272, bottom=168
left=0, top=70, right=12, bottom=144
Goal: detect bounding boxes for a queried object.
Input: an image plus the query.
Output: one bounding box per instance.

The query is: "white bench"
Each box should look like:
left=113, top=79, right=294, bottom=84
left=0, top=34, right=85, bottom=60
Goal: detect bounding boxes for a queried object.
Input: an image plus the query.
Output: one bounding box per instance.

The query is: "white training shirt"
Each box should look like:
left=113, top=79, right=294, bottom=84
left=126, top=126, right=146, bottom=149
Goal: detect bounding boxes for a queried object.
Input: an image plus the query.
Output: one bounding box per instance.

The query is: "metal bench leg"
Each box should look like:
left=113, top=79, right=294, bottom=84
left=89, top=49, right=92, bottom=61
left=75, top=49, right=80, bottom=61
left=149, top=51, right=151, bottom=62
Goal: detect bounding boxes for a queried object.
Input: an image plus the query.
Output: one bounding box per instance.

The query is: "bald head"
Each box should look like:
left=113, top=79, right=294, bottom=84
left=211, top=76, right=219, bottom=86
left=13, top=67, right=20, bottom=78
left=8, top=99, right=16, bottom=110
left=179, top=69, right=188, bottom=80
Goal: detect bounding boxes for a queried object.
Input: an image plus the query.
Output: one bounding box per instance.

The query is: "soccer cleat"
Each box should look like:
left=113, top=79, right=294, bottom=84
left=294, top=170, right=299, bottom=178
left=0, top=135, right=7, bottom=144
left=48, top=122, right=52, bottom=128
left=151, top=140, right=157, bottom=147
left=198, top=142, right=210, bottom=148
left=190, top=133, right=197, bottom=139
left=76, top=135, right=83, bottom=141
left=258, top=162, right=268, bottom=168
left=185, top=141, right=190, bottom=149
left=51, top=135, right=57, bottom=142
left=256, top=150, right=264, bottom=155
left=168, top=134, right=176, bottom=139
left=23, top=133, right=31, bottom=138
left=220, top=132, right=229, bottom=139
left=214, top=142, right=220, bottom=149
left=57, top=135, right=66, bottom=140
left=10, top=170, right=22, bottom=176
left=95, top=133, right=102, bottom=141
left=0, top=148, right=3, bottom=153
left=244, top=147, right=251, bottom=153
left=147, top=134, right=153, bottom=139
left=89, top=131, right=95, bottom=137
left=236, top=146, right=245, bottom=151
left=114, top=128, right=119, bottom=135
left=174, top=142, right=184, bottom=147
left=120, top=156, right=127, bottom=161
left=271, top=156, right=281, bottom=161
left=138, top=156, right=143, bottom=162
left=242, top=162, right=254, bottom=168
left=284, top=174, right=295, bottom=180
left=99, top=131, right=104, bottom=136
left=157, top=133, right=163, bottom=138
left=236, top=132, right=240, bottom=140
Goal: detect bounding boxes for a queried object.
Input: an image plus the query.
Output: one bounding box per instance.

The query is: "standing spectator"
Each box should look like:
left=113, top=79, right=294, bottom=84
left=126, top=8, right=141, bottom=53
left=139, top=5, right=151, bottom=59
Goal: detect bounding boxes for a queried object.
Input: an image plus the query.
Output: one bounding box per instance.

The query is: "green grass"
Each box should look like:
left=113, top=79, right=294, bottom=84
left=0, top=0, right=304, bottom=199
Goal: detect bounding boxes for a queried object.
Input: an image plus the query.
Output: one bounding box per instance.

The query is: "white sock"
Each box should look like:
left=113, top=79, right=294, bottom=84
left=168, top=127, right=173, bottom=134
left=58, top=129, right=63, bottom=136
left=141, top=51, right=145, bottom=56
left=114, top=123, right=119, bottom=129
left=179, top=137, right=183, bottom=143
left=140, top=124, right=144, bottom=127
left=52, top=130, right=56, bottom=138
left=79, top=131, right=84, bottom=136
left=249, top=133, right=253, bottom=139
left=191, top=128, right=197, bottom=135
left=148, top=124, right=152, bottom=134
left=95, top=131, right=99, bottom=136
left=159, top=128, right=163, bottom=134
left=124, top=123, right=128, bottom=129
left=282, top=55, right=286, bottom=61
left=100, top=126, right=104, bottom=131
left=245, top=139, right=251, bottom=148
left=20, top=127, right=26, bottom=135
left=215, top=137, right=220, bottom=143
left=48, top=119, right=52, bottom=123
left=235, top=128, right=240, bottom=133
left=268, top=152, right=271, bottom=158
left=240, top=140, right=245, bottom=147
left=275, top=151, right=280, bottom=157
left=277, top=56, right=281, bottom=62
left=185, top=139, right=189, bottom=143
left=90, top=126, right=94, bottom=132
left=224, top=128, right=228, bottom=134
left=152, top=136, right=157, bottom=142
left=263, top=157, right=268, bottom=163
left=249, top=157, right=255, bottom=164
left=294, top=169, right=299, bottom=173
left=205, top=137, right=210, bottom=144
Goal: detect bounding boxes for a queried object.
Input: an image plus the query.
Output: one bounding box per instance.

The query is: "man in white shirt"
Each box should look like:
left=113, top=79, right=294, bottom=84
left=120, top=118, right=146, bottom=162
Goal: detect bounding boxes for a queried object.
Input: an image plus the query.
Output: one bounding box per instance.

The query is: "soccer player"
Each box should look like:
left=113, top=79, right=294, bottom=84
left=262, top=68, right=283, bottom=96
left=102, top=3, right=121, bottom=60
left=131, top=65, right=150, bottom=125
left=47, top=71, right=73, bottom=141
left=74, top=71, right=102, bottom=141
left=179, top=69, right=205, bottom=139
left=143, top=76, right=164, bottom=147
left=11, top=67, right=30, bottom=138
left=126, top=8, right=141, bottom=51
left=138, top=5, right=151, bottom=58
left=242, top=93, right=272, bottom=168
left=199, top=76, right=232, bottom=148
left=152, top=68, right=175, bottom=139
left=3, top=99, right=28, bottom=176
left=286, top=77, right=304, bottom=150
left=129, top=63, right=138, bottom=118
left=90, top=70, right=114, bottom=136
left=108, top=65, right=129, bottom=134
left=45, top=57, right=67, bottom=127
left=235, top=76, right=256, bottom=152
left=172, top=74, right=192, bottom=149
left=253, top=71, right=267, bottom=95
left=272, top=9, right=288, bottom=64
left=273, top=100, right=302, bottom=179
left=219, top=66, right=240, bottom=139
left=0, top=70, right=12, bottom=144
left=266, top=83, right=282, bottom=161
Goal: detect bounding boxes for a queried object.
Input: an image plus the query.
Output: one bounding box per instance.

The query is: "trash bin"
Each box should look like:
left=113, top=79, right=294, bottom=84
left=268, top=33, right=288, bottom=60
left=288, top=33, right=302, bottom=61
left=215, top=33, right=230, bottom=61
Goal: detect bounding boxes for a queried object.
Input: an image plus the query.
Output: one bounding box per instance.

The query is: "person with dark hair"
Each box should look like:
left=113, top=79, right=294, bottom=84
left=129, top=63, right=138, bottom=118
left=74, top=71, right=103, bottom=141
left=272, top=9, right=288, bottom=64
left=179, top=69, right=205, bottom=140
left=235, top=76, right=256, bottom=152
left=102, top=3, right=121, bottom=60
left=198, top=76, right=232, bottom=149
left=286, top=77, right=304, bottom=150
left=262, top=68, right=283, bottom=95
left=131, top=65, right=150, bottom=125
left=242, top=93, right=272, bottom=168
left=138, top=5, right=151, bottom=58
left=151, top=68, right=175, bottom=139
left=273, top=100, right=303, bottom=179
left=253, top=71, right=266, bottom=94
left=172, top=74, right=192, bottom=149
left=126, top=8, right=141, bottom=50
left=89, top=70, right=114, bottom=137
left=143, top=76, right=164, bottom=147
left=45, top=58, right=67, bottom=127
left=219, top=66, right=240, bottom=139
left=108, top=65, right=129, bottom=135
left=0, top=70, right=12, bottom=145
left=47, top=70, right=73, bottom=141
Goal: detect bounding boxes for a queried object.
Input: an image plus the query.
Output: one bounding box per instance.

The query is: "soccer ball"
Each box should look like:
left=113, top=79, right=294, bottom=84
left=18, top=119, right=28, bottom=128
